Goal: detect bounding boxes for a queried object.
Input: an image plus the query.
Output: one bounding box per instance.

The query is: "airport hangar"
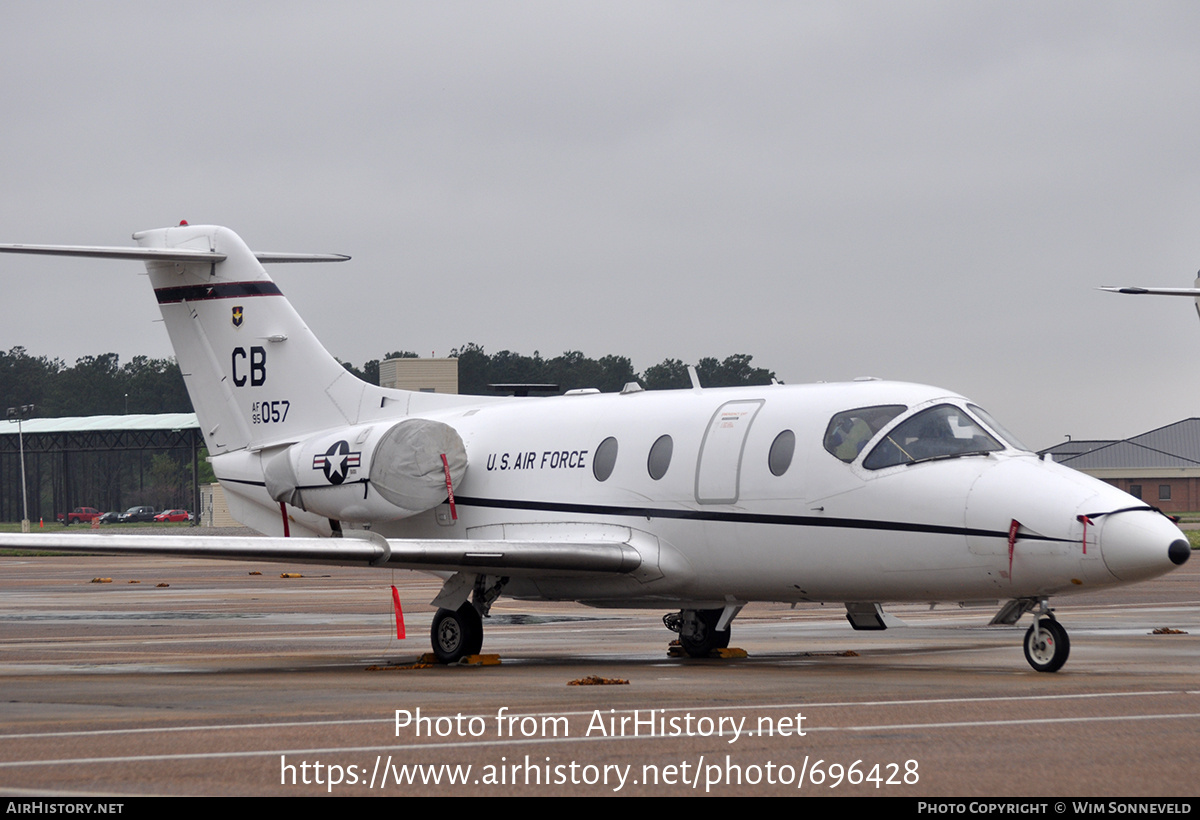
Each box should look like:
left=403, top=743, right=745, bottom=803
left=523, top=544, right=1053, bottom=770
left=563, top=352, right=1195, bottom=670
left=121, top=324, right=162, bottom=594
left=1041, top=417, right=1200, bottom=514
left=0, top=358, right=461, bottom=525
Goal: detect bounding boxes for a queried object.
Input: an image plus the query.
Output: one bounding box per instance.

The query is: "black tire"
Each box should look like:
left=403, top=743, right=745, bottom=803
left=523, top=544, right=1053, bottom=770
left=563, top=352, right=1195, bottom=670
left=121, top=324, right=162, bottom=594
left=1023, top=617, right=1070, bottom=673
left=463, top=608, right=484, bottom=657
left=680, top=609, right=731, bottom=658
left=430, top=603, right=483, bottom=663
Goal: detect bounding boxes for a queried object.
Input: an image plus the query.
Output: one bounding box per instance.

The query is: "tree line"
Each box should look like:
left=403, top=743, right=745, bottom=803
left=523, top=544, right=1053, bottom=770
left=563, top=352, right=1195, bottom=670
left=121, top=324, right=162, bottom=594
left=0, top=345, right=775, bottom=520
left=0, top=347, right=191, bottom=417
left=341, top=345, right=777, bottom=395
left=0, top=344, right=777, bottom=417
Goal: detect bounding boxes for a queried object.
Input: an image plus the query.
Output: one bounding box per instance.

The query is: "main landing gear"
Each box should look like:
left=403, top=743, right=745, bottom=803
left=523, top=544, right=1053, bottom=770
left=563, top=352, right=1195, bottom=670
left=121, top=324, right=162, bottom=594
left=665, top=608, right=733, bottom=657
left=429, top=575, right=507, bottom=664
left=430, top=603, right=483, bottom=664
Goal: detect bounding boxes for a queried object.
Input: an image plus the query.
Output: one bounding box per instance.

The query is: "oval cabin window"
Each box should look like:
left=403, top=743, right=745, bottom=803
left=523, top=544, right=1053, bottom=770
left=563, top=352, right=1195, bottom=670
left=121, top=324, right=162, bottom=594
left=647, top=434, right=673, bottom=480
left=768, top=430, right=796, bottom=477
left=593, top=436, right=619, bottom=482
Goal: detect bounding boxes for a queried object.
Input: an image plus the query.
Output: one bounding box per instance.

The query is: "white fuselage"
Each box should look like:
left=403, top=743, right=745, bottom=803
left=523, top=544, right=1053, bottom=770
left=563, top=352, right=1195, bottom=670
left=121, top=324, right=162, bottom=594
left=214, top=378, right=1179, bottom=609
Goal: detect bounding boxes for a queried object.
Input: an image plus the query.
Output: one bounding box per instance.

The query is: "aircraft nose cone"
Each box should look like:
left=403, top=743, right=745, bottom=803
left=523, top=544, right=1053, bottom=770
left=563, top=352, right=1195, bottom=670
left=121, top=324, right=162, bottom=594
left=1101, top=511, right=1190, bottom=583
left=1169, top=538, right=1191, bottom=566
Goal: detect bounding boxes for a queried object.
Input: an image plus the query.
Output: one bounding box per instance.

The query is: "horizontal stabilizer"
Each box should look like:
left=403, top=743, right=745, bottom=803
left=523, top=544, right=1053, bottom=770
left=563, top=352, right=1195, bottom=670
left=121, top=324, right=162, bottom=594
left=0, top=532, right=641, bottom=577
left=0, top=244, right=349, bottom=264
left=251, top=252, right=351, bottom=264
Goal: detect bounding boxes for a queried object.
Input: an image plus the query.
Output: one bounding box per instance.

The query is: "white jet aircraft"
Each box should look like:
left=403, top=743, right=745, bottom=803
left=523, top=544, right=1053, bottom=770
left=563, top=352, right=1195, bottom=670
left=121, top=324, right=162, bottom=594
left=0, top=224, right=1189, bottom=672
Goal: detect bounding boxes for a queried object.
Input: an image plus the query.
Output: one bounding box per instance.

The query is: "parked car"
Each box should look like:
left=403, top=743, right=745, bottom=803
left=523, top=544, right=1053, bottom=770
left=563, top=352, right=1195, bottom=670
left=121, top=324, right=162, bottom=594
left=118, top=506, right=157, bottom=523
left=98, top=511, right=121, bottom=524
left=56, top=507, right=102, bottom=524
left=154, top=509, right=191, bottom=522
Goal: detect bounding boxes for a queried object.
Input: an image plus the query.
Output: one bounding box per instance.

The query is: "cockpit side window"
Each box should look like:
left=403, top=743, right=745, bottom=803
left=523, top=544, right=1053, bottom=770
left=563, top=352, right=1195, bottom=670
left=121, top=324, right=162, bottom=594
left=863, top=404, right=1003, bottom=470
left=823, top=405, right=906, bottom=463
left=968, top=404, right=1030, bottom=452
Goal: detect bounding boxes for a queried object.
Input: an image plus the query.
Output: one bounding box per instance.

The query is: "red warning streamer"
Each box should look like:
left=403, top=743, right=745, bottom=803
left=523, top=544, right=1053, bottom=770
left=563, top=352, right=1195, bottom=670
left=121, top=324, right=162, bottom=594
left=1008, top=519, right=1020, bottom=576
left=441, top=453, right=458, bottom=521
left=1076, top=514, right=1091, bottom=555
left=391, top=585, right=406, bottom=639
left=280, top=501, right=290, bottom=537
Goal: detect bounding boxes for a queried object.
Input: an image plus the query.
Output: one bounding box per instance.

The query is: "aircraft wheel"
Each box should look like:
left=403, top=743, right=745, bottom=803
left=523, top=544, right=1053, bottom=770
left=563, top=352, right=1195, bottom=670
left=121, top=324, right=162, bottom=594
left=430, top=603, right=483, bottom=663
left=680, top=609, right=731, bottom=658
left=463, top=606, right=484, bottom=656
left=1023, top=617, right=1070, bottom=673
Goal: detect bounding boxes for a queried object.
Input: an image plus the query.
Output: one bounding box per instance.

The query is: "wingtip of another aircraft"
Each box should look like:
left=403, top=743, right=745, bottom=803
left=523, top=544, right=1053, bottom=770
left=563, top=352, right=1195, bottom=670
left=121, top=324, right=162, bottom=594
left=1098, top=286, right=1200, bottom=296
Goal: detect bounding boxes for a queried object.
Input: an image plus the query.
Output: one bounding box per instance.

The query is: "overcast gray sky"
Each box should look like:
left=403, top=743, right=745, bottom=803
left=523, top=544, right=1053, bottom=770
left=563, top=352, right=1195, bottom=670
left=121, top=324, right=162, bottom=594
left=2, top=1, right=1199, bottom=449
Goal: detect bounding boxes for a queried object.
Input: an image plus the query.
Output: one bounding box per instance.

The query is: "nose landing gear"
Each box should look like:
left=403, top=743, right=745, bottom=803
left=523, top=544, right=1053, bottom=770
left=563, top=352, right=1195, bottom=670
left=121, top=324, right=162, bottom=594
left=1023, top=600, right=1070, bottom=673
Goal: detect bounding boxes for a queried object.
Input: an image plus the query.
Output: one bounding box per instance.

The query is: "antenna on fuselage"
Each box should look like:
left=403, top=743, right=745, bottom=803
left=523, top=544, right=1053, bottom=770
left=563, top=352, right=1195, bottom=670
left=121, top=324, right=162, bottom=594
left=487, top=383, right=559, bottom=397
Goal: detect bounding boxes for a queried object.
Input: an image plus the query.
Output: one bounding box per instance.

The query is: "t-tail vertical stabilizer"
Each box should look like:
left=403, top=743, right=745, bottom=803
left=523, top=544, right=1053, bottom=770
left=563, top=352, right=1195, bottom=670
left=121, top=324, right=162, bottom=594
left=131, top=225, right=484, bottom=537
left=135, top=224, right=369, bottom=455
left=0, top=225, right=484, bottom=537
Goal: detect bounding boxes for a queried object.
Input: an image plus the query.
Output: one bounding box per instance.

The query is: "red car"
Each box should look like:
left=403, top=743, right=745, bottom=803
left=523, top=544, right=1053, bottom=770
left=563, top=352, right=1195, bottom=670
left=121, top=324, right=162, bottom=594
left=153, top=509, right=191, bottom=522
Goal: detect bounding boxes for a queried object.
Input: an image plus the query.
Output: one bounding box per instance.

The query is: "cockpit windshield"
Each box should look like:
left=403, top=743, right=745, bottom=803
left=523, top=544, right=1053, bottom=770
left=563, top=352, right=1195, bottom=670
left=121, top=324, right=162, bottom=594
left=968, top=404, right=1030, bottom=452
left=863, top=404, right=1004, bottom=470
left=823, top=405, right=907, bottom=463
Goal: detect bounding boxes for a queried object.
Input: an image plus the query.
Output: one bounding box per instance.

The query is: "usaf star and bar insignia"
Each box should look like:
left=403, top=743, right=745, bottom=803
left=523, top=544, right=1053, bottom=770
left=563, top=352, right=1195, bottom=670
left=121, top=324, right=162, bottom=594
left=312, top=440, right=361, bottom=485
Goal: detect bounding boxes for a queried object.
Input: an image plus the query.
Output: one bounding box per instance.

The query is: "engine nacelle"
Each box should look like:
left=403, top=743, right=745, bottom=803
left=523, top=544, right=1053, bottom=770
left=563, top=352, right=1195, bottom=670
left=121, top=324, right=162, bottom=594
left=261, top=418, right=467, bottom=523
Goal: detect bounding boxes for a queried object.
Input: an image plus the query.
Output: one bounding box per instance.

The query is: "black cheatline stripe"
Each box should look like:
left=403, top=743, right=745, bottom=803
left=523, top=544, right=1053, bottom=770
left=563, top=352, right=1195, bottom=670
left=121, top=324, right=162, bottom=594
left=211, top=480, right=1075, bottom=544
left=154, top=281, right=283, bottom=304
left=452, top=496, right=1074, bottom=544
left=218, top=477, right=368, bottom=493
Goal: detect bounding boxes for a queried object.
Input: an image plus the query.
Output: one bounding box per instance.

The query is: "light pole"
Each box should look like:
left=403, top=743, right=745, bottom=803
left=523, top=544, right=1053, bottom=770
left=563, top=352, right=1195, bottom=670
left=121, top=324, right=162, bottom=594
left=7, top=404, right=34, bottom=532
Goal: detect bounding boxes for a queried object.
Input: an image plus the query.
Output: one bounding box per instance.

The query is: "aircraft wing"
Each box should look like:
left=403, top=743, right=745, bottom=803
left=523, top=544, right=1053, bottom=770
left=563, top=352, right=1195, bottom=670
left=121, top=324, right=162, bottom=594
left=0, top=531, right=642, bottom=576
left=1099, top=286, right=1200, bottom=296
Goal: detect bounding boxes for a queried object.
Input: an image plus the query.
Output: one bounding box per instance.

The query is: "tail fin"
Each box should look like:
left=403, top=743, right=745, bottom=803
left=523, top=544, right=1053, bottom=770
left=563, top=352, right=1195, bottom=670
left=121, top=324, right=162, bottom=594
left=136, top=224, right=375, bottom=454
left=0, top=224, right=481, bottom=456
left=1, top=225, right=487, bottom=538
